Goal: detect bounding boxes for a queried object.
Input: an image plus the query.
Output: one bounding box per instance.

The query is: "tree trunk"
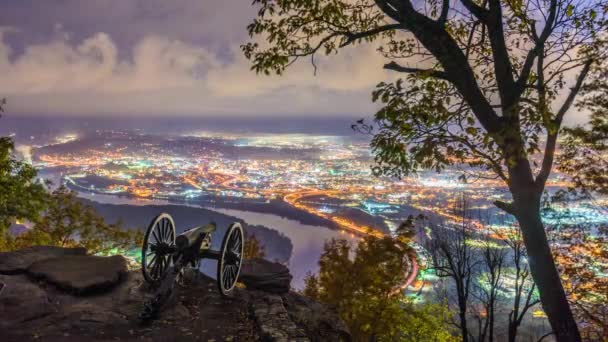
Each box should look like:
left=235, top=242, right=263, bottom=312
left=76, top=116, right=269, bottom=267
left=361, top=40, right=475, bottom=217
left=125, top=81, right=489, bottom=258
left=508, top=325, right=517, bottom=342
left=459, top=299, right=469, bottom=342
left=513, top=190, right=581, bottom=342
left=489, top=301, right=495, bottom=342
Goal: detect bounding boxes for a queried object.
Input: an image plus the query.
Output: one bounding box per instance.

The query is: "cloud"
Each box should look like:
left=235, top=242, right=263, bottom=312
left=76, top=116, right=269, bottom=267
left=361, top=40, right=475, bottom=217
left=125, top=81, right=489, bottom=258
left=0, top=27, right=391, bottom=117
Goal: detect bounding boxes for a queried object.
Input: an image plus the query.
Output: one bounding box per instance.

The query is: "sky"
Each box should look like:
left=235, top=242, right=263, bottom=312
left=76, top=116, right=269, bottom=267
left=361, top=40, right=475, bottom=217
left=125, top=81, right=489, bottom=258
left=0, top=0, right=591, bottom=124
left=0, top=0, right=394, bottom=118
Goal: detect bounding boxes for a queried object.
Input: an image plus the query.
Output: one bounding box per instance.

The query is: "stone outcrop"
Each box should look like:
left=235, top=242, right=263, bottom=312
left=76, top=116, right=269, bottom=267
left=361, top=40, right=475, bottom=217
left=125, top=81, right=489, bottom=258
left=28, top=254, right=128, bottom=294
left=251, top=292, right=309, bottom=341
left=0, top=245, right=87, bottom=274
left=240, top=258, right=292, bottom=294
left=283, top=291, right=351, bottom=341
left=0, top=247, right=350, bottom=342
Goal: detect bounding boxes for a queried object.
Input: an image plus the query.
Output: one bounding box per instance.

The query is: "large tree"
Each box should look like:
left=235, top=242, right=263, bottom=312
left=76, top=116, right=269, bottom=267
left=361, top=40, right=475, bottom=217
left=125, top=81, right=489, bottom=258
left=243, top=1, right=606, bottom=340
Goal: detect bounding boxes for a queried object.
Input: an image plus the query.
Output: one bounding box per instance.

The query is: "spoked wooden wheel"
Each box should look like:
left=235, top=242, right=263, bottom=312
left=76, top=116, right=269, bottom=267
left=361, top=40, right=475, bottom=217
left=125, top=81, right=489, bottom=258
left=217, top=223, right=244, bottom=295
left=142, top=213, right=176, bottom=284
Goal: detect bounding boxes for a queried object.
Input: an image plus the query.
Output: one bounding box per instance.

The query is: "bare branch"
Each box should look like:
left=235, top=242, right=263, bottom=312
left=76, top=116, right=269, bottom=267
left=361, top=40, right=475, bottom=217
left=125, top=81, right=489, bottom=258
left=536, top=59, right=592, bottom=187
left=516, top=0, right=558, bottom=96
left=555, top=59, right=593, bottom=123
left=438, top=0, right=450, bottom=25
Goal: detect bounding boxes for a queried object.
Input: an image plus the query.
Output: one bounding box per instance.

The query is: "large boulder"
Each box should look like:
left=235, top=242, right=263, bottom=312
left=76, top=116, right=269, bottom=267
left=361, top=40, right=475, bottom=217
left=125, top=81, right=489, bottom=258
left=239, top=258, right=292, bottom=294
left=27, top=254, right=128, bottom=294
left=0, top=245, right=87, bottom=274
left=0, top=274, right=55, bottom=330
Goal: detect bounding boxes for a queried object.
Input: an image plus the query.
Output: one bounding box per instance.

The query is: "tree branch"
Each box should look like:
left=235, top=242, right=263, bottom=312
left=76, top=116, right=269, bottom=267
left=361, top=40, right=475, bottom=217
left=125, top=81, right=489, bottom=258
left=438, top=0, right=450, bottom=26
left=383, top=61, right=451, bottom=81
left=536, top=59, right=592, bottom=187
left=494, top=200, right=515, bottom=215
left=555, top=60, right=592, bottom=124
left=515, top=0, right=558, bottom=97
left=339, top=24, right=402, bottom=48
left=460, top=0, right=489, bottom=20
left=486, top=0, right=518, bottom=109
left=377, top=0, right=503, bottom=134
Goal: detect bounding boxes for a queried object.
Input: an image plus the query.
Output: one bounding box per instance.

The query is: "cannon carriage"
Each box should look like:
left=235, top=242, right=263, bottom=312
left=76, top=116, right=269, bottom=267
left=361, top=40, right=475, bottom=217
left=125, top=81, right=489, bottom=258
left=139, top=213, right=245, bottom=320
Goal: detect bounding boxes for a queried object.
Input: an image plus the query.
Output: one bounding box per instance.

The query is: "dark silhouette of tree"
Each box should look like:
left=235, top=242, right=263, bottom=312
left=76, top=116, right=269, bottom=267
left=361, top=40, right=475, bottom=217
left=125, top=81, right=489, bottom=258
left=502, top=228, right=540, bottom=342
left=0, top=99, right=139, bottom=254
left=428, top=200, right=544, bottom=342
left=426, top=199, right=478, bottom=342
left=541, top=199, right=608, bottom=340
left=472, top=235, right=506, bottom=342
left=243, top=1, right=607, bottom=340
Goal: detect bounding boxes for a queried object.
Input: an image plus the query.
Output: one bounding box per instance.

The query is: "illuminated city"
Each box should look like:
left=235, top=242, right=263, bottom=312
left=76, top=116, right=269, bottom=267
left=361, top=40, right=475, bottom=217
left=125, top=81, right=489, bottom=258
left=23, top=130, right=607, bottom=299
left=2, top=0, right=607, bottom=340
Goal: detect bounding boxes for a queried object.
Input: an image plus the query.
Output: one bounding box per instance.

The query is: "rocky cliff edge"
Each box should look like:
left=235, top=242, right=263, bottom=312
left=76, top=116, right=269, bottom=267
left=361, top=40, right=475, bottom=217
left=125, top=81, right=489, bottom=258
left=0, top=246, right=350, bottom=342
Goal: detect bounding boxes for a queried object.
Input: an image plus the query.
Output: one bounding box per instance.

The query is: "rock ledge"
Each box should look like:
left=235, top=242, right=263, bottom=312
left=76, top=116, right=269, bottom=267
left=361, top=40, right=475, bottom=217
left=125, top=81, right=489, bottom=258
left=0, top=247, right=350, bottom=342
left=0, top=245, right=87, bottom=274
left=28, top=254, right=128, bottom=294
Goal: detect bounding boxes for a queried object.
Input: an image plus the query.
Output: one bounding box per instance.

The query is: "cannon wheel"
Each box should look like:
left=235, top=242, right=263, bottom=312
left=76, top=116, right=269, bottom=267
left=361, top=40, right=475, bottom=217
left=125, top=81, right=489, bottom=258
left=142, top=213, right=176, bottom=284
left=217, top=223, right=244, bottom=296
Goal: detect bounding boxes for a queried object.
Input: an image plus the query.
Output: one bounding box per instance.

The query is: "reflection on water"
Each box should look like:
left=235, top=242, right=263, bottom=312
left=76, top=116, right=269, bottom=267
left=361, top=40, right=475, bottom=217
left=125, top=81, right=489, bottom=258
left=75, top=191, right=359, bottom=289
left=213, top=209, right=360, bottom=289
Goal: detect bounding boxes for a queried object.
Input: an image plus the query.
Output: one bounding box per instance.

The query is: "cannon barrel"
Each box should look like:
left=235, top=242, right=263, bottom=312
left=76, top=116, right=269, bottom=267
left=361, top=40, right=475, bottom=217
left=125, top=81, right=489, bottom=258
left=175, top=222, right=216, bottom=250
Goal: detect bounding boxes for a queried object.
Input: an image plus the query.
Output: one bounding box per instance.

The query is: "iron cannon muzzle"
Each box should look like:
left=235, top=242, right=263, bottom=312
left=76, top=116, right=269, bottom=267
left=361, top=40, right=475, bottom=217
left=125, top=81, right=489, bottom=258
left=175, top=222, right=217, bottom=251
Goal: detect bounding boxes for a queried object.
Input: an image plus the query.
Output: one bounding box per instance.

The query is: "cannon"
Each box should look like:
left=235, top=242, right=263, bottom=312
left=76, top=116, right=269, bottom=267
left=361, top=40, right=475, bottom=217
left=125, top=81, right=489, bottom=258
left=139, top=213, right=245, bottom=320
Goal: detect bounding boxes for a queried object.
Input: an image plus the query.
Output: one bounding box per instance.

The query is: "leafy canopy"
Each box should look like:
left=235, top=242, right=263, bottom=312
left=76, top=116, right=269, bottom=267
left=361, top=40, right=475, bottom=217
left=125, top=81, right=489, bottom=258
left=559, top=55, right=608, bottom=194
left=0, top=137, right=48, bottom=250
left=243, top=0, right=606, bottom=191
left=304, top=235, right=457, bottom=341
left=0, top=117, right=140, bottom=253
left=14, top=186, right=142, bottom=255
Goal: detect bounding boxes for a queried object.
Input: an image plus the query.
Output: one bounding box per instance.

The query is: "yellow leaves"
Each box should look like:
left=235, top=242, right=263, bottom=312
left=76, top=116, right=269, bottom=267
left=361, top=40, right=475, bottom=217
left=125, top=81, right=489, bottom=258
left=243, top=233, right=266, bottom=260
left=465, top=127, right=478, bottom=136
left=566, top=4, right=575, bottom=17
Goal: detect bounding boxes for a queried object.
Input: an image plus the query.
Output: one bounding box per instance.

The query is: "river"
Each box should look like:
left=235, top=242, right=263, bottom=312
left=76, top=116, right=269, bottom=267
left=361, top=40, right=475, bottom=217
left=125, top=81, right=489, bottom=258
left=76, top=192, right=359, bottom=289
